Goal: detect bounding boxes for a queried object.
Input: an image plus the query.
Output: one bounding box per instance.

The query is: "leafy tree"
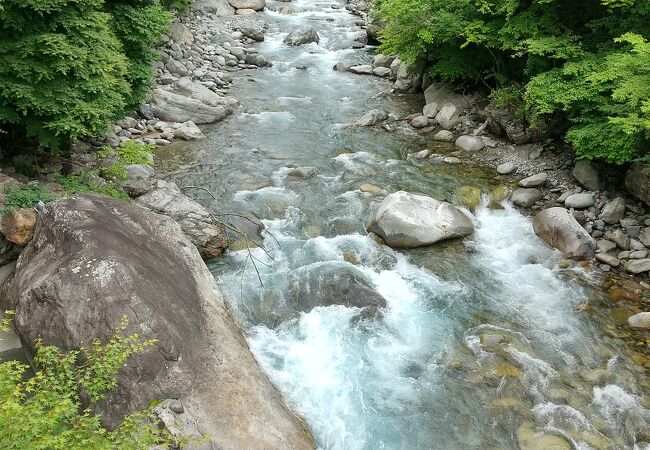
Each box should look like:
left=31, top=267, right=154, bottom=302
left=375, top=0, right=650, bottom=163
left=0, top=315, right=169, bottom=450
left=0, top=0, right=130, bottom=151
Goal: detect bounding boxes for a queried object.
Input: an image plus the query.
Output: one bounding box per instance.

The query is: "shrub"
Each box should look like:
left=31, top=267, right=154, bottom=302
left=375, top=0, right=650, bottom=163
left=0, top=315, right=169, bottom=450
left=3, top=185, right=56, bottom=211
left=98, top=141, right=155, bottom=181
left=58, top=172, right=130, bottom=201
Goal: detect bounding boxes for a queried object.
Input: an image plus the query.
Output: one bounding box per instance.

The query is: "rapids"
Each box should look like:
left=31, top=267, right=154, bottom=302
left=161, top=0, right=650, bottom=448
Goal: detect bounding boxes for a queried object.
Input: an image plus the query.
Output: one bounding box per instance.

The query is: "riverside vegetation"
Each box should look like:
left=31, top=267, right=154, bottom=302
left=0, top=0, right=649, bottom=448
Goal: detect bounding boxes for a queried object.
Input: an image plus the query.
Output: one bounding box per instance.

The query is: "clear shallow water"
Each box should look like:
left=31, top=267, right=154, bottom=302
left=162, top=0, right=650, bottom=448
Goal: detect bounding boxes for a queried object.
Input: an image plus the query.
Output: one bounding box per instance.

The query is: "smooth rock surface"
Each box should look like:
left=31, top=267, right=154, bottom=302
left=625, top=259, right=650, bottom=274
left=455, top=135, right=485, bottom=152
left=599, top=197, right=625, bottom=224
left=1, top=208, right=37, bottom=246
left=136, top=185, right=228, bottom=258
left=625, top=162, right=650, bottom=206
left=572, top=160, right=603, bottom=191
left=564, top=193, right=595, bottom=209
left=9, top=194, right=315, bottom=449
left=284, top=28, right=320, bottom=45
left=355, top=109, right=387, bottom=126
left=533, top=207, right=597, bottom=259
left=497, top=162, right=516, bottom=175
left=367, top=191, right=474, bottom=248
left=512, top=188, right=542, bottom=208
left=432, top=130, right=454, bottom=142
left=519, top=173, right=548, bottom=188
left=628, top=312, right=650, bottom=330
left=228, top=0, right=265, bottom=10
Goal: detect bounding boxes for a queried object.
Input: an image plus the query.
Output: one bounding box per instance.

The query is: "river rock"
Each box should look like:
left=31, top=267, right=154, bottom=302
left=287, top=265, right=386, bottom=318
left=360, top=183, right=381, bottom=193
left=596, top=253, right=620, bottom=266
left=151, top=89, right=231, bottom=124
left=497, top=162, right=516, bottom=175
left=433, top=130, right=454, bottom=142
left=168, top=23, right=193, bottom=44
left=455, top=135, right=485, bottom=152
left=228, top=0, right=265, bottom=10
left=434, top=103, right=457, bottom=124
left=564, top=193, right=595, bottom=209
left=512, top=188, right=542, bottom=208
left=628, top=312, right=650, bottom=330
left=572, top=160, right=603, bottom=191
left=457, top=186, right=482, bottom=211
left=236, top=8, right=257, bottom=14
left=192, top=0, right=235, bottom=14
left=367, top=191, right=474, bottom=248
left=355, top=109, right=387, bottom=126
left=410, top=115, right=429, bottom=128
left=173, top=121, right=205, bottom=140
left=8, top=194, right=314, bottom=449
left=516, top=422, right=571, bottom=450
left=284, top=28, right=320, bottom=46
left=597, top=239, right=616, bottom=252
left=136, top=185, right=228, bottom=259
left=519, top=172, right=547, bottom=187
left=624, top=259, right=650, bottom=274
left=239, top=25, right=265, bottom=41
left=349, top=64, right=373, bottom=75
left=1, top=208, right=37, bottom=246
left=625, top=162, right=650, bottom=206
left=422, top=103, right=438, bottom=119
left=287, top=167, right=317, bottom=178
left=372, top=67, right=391, bottom=77
left=599, top=197, right=625, bottom=224
left=333, top=59, right=356, bottom=71
left=372, top=54, right=395, bottom=68
left=532, top=207, right=597, bottom=259
left=610, top=229, right=630, bottom=250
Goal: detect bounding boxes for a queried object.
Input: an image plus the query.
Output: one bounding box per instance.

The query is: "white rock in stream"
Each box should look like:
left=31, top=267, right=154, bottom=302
left=367, top=191, right=474, bottom=248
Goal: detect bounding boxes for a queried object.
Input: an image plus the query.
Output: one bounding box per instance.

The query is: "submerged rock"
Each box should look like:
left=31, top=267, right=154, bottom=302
left=8, top=194, right=315, bottom=449
left=367, top=191, right=474, bottom=248
left=532, top=207, right=596, bottom=259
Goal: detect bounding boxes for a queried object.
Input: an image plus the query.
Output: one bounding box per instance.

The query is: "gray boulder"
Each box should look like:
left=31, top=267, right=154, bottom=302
left=422, top=103, right=438, bottom=119
left=124, top=164, right=154, bottom=181
left=355, top=109, right=388, bottom=126
left=599, top=197, right=625, bottom=224
left=518, top=172, right=547, bottom=187
left=572, top=160, right=603, bottom=191
left=228, top=0, right=265, bottom=10
left=333, top=59, right=357, bottom=72
left=349, top=65, right=373, bottom=75
left=424, top=83, right=470, bottom=110
left=512, top=188, right=542, bottom=208
left=434, top=103, right=457, bottom=124
left=532, top=207, right=596, bottom=259
left=373, top=54, right=395, bottom=68
left=410, top=115, right=429, bottom=128
left=168, top=23, right=193, bottom=44
left=192, top=0, right=235, bottom=14
left=497, top=162, right=516, bottom=175
left=136, top=185, right=228, bottom=259
left=284, top=28, right=320, bottom=46
left=433, top=130, right=454, bottom=142
left=624, top=259, right=650, bottom=274
left=151, top=89, right=232, bottom=124
left=372, top=67, right=391, bottom=77
left=564, top=193, right=595, bottom=209
left=626, top=162, right=650, bottom=206
left=367, top=191, right=474, bottom=248
left=628, top=312, right=650, bottom=330
left=239, top=25, right=265, bottom=41
left=455, top=135, right=485, bottom=152
left=8, top=194, right=315, bottom=449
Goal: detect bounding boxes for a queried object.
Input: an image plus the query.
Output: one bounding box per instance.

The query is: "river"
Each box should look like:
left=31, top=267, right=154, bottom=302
left=160, top=0, right=650, bottom=448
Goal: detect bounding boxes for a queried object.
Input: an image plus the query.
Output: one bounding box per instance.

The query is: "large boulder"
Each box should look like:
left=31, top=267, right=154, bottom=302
left=625, top=162, right=650, bottom=206
left=367, top=191, right=474, bottom=248
left=192, top=0, right=235, bottom=14
left=228, top=0, right=265, bottom=10
left=455, top=135, right=485, bottom=152
left=150, top=78, right=236, bottom=124
left=355, top=109, right=387, bottom=126
left=423, top=83, right=470, bottom=110
left=136, top=185, right=228, bottom=259
left=572, top=160, right=603, bottom=191
left=8, top=194, right=314, bottom=449
left=532, top=207, right=596, bottom=259
left=283, top=28, right=320, bottom=46
left=168, top=23, right=193, bottom=44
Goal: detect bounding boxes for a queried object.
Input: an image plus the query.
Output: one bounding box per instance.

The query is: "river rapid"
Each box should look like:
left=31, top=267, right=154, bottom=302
left=160, top=0, right=650, bottom=448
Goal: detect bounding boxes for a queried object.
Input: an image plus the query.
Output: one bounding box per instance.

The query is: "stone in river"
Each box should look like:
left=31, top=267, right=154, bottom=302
left=433, top=130, right=454, bottom=142
left=410, top=115, right=430, bottom=128
left=355, top=109, right=388, bottom=126
left=624, top=258, right=650, bottom=274
left=367, top=191, right=474, bottom=248
left=497, top=162, right=516, bottom=175
left=349, top=65, right=373, bottom=75
left=532, top=207, right=596, bottom=259
left=628, top=312, right=650, bottom=330
left=512, top=188, right=542, bottom=208
left=372, top=67, right=391, bottom=77
left=283, top=28, right=320, bottom=46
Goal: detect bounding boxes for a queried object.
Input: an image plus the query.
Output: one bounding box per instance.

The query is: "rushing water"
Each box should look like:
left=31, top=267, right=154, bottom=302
left=161, top=0, right=650, bottom=448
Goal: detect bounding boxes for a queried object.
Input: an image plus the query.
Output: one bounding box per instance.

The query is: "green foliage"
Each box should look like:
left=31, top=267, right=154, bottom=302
left=97, top=141, right=154, bottom=181
left=0, top=311, right=14, bottom=333
left=0, top=1, right=173, bottom=151
left=0, top=316, right=167, bottom=450
left=375, top=0, right=650, bottom=163
left=58, top=172, right=130, bottom=201
left=3, top=185, right=56, bottom=210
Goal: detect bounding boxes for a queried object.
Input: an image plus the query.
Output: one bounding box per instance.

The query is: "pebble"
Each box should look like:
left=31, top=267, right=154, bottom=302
left=496, top=162, right=515, bottom=175
left=595, top=253, right=620, bottom=267
left=565, top=193, right=595, bottom=209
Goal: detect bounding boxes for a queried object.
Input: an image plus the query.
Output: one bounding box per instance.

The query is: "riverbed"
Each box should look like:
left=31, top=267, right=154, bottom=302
left=160, top=0, right=650, bottom=448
